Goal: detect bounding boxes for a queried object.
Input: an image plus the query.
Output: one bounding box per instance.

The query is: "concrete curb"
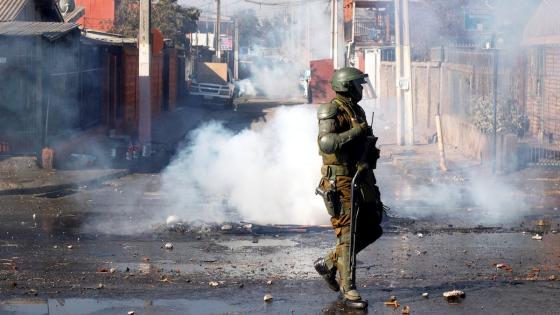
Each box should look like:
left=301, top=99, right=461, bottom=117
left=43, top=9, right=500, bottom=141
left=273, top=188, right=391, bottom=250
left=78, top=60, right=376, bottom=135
left=0, top=169, right=130, bottom=196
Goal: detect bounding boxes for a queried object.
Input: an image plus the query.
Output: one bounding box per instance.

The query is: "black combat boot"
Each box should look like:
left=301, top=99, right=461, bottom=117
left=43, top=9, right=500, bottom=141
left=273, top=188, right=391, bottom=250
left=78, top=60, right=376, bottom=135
left=339, top=288, right=368, bottom=309
left=313, top=258, right=340, bottom=292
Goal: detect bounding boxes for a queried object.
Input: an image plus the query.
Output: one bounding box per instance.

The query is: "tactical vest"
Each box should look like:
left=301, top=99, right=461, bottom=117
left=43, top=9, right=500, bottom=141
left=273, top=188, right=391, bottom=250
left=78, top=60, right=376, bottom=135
left=319, top=96, right=368, bottom=177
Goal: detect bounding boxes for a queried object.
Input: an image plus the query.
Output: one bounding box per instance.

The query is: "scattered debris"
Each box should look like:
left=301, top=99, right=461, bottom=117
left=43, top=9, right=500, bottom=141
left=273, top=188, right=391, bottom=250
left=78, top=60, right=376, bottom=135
left=263, top=294, right=273, bottom=302
left=532, top=234, right=543, bottom=241
left=164, top=242, right=174, bottom=250
left=221, top=224, right=232, bottom=231
left=422, top=292, right=429, bottom=298
left=384, top=300, right=399, bottom=308
left=495, top=263, right=513, bottom=272
left=417, top=233, right=424, bottom=238
left=384, top=296, right=399, bottom=308
left=443, top=289, right=465, bottom=301
left=266, top=280, right=272, bottom=285
left=402, top=305, right=410, bottom=314
left=209, top=281, right=219, bottom=287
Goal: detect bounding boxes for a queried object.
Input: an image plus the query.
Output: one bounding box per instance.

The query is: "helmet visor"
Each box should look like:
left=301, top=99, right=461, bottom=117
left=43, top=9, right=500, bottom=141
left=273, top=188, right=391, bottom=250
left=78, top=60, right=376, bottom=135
left=350, top=76, right=376, bottom=100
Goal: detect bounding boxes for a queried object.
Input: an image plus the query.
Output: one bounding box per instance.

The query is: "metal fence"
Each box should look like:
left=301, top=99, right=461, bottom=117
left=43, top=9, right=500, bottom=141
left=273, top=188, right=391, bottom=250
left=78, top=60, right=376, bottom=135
left=529, top=137, right=560, bottom=167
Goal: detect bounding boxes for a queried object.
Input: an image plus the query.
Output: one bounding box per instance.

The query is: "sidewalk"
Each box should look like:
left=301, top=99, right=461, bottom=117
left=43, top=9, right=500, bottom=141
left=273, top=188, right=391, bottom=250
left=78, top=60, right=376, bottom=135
left=0, top=104, right=212, bottom=196
left=381, top=143, right=483, bottom=182
left=0, top=159, right=129, bottom=195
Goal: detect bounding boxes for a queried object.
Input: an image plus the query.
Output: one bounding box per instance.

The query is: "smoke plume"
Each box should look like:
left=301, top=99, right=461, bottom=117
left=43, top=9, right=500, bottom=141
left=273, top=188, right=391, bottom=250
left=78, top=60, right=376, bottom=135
left=160, top=105, right=327, bottom=225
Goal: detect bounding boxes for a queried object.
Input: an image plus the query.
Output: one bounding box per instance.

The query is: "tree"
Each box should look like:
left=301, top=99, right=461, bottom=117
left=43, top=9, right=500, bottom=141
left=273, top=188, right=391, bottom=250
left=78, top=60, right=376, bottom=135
left=112, top=0, right=200, bottom=48
left=233, top=9, right=262, bottom=49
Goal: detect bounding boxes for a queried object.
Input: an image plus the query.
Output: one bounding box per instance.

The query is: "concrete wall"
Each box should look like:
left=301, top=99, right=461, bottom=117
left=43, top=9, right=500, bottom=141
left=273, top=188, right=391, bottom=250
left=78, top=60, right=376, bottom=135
left=379, top=60, right=494, bottom=161
left=525, top=46, right=560, bottom=144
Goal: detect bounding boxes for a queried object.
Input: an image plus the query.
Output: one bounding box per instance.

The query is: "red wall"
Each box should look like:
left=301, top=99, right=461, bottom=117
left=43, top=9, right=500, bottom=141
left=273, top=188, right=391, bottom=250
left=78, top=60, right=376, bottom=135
left=310, top=59, right=336, bottom=104
left=75, top=0, right=115, bottom=32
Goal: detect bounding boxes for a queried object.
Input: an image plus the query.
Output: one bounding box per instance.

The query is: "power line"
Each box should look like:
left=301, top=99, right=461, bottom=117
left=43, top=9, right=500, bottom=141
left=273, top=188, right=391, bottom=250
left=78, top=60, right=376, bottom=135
left=243, top=0, right=327, bottom=7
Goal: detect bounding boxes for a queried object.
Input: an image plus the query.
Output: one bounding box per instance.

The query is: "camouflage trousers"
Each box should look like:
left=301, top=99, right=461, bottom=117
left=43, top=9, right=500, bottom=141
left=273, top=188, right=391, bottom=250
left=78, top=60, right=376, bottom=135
left=318, top=172, right=383, bottom=291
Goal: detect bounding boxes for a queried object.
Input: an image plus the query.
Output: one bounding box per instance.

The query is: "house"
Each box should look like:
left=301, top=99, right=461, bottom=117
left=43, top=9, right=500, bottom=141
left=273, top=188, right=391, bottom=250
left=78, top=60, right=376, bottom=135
left=0, top=0, right=81, bottom=155
left=74, top=0, right=116, bottom=32
left=0, top=0, right=64, bottom=22
left=522, top=0, right=560, bottom=147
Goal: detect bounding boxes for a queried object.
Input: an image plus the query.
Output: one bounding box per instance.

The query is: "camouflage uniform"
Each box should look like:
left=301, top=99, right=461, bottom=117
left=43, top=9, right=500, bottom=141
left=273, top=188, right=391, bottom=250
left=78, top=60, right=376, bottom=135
left=316, top=93, right=383, bottom=300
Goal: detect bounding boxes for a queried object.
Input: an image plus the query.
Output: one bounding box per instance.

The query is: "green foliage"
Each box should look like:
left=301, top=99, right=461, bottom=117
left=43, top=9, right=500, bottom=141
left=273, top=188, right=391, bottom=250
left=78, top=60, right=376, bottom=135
left=233, top=9, right=283, bottom=49
left=112, top=0, right=200, bottom=48
left=233, top=9, right=262, bottom=48
left=470, top=95, right=528, bottom=136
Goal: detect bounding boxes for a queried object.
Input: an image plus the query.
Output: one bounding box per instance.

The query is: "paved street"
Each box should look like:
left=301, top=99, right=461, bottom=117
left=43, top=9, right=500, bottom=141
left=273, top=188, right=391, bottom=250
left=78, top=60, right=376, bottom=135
left=1, top=100, right=560, bottom=314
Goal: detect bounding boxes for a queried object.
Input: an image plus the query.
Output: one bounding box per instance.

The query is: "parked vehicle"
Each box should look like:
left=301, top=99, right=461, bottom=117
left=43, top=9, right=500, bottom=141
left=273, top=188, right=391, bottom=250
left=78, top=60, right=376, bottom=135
left=189, top=62, right=235, bottom=108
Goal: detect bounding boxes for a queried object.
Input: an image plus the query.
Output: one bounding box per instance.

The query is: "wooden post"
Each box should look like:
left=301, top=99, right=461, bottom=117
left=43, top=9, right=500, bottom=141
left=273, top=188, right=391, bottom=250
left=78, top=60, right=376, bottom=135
left=435, top=113, right=448, bottom=172
left=138, top=0, right=151, bottom=156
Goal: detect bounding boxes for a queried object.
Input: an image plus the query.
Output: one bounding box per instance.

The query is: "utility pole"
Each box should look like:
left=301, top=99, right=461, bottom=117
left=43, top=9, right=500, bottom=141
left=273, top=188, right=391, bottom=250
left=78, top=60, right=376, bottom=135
left=234, top=20, right=239, bottom=80
left=394, top=0, right=414, bottom=145
left=305, top=0, right=310, bottom=64
left=215, top=0, right=221, bottom=61
left=492, top=48, right=499, bottom=174
left=138, top=0, right=151, bottom=156
left=333, top=0, right=340, bottom=69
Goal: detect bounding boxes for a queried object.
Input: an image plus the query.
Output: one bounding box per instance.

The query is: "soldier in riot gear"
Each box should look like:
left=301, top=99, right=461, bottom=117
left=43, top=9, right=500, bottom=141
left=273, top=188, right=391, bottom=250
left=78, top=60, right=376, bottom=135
left=314, top=67, right=384, bottom=309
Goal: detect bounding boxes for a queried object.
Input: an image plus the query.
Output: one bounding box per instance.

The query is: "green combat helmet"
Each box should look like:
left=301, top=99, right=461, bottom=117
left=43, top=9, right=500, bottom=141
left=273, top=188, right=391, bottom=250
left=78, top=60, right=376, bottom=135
left=331, top=67, right=375, bottom=101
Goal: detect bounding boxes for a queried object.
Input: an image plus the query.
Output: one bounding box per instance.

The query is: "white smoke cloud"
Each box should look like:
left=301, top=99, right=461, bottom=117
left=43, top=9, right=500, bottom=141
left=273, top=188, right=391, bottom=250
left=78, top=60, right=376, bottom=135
left=161, top=104, right=327, bottom=225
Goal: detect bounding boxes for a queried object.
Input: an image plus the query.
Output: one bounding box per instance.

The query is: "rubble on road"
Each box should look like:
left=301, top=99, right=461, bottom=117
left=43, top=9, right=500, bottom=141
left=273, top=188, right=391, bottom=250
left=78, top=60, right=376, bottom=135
left=443, top=289, right=465, bottom=301
left=384, top=296, right=399, bottom=308
left=532, top=234, right=543, bottom=240
left=402, top=305, right=410, bottom=314
left=495, top=263, right=513, bottom=272
left=209, top=281, right=219, bottom=287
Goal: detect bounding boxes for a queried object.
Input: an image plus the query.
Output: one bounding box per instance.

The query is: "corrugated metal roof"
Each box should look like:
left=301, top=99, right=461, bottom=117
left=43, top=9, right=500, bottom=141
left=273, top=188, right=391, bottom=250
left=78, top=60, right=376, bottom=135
left=82, top=28, right=137, bottom=46
left=0, top=21, right=78, bottom=40
left=0, top=0, right=28, bottom=22
left=63, top=6, right=84, bottom=23
left=523, top=0, right=560, bottom=46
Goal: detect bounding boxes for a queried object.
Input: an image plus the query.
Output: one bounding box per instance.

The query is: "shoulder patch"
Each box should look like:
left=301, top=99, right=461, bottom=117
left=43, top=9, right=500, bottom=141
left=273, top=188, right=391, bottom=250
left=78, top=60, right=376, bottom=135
left=317, top=102, right=338, bottom=120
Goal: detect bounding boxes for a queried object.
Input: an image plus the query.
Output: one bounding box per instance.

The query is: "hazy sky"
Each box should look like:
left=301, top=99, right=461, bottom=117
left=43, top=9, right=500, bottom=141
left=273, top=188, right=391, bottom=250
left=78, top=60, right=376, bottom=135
left=180, top=0, right=329, bottom=18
